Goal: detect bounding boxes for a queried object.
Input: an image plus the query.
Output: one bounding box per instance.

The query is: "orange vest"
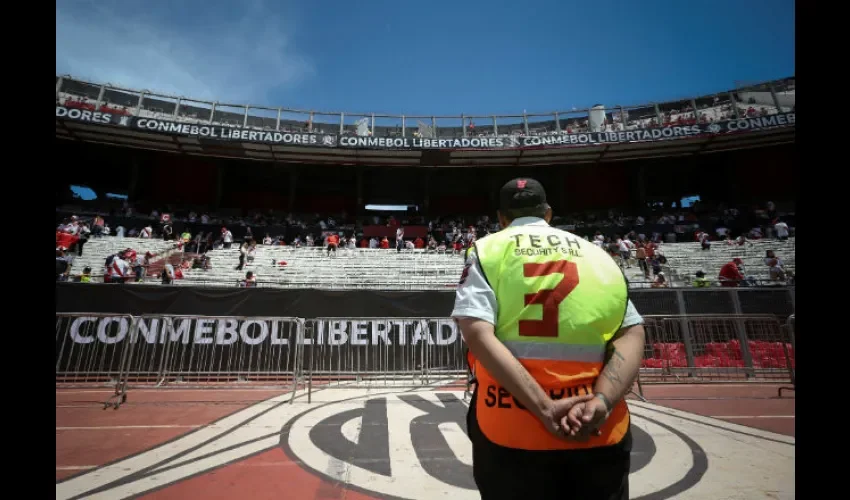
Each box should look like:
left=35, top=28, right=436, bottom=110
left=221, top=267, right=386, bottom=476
left=473, top=224, right=630, bottom=451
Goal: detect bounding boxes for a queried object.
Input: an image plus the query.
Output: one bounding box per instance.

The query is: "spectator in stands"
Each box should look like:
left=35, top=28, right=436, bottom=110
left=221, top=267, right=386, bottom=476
left=774, top=219, right=790, bottom=240
left=379, top=236, right=390, bottom=249
left=396, top=226, right=405, bottom=252
left=593, top=232, right=604, bottom=247
left=642, top=238, right=656, bottom=260
left=129, top=250, right=145, bottom=282
left=263, top=234, right=272, bottom=245
left=649, top=255, right=662, bottom=277
left=75, top=222, right=90, bottom=256
left=161, top=261, right=175, bottom=285
left=92, top=216, right=105, bottom=238
left=414, top=236, right=425, bottom=249
left=191, top=232, right=205, bottom=253
left=79, top=266, right=92, bottom=283
left=719, top=258, right=745, bottom=287
left=56, top=247, right=72, bottom=281
left=108, top=251, right=131, bottom=284
left=698, top=231, right=711, bottom=250
left=692, top=270, right=710, bottom=287
left=141, top=251, right=155, bottom=275
left=240, top=271, right=257, bottom=287
left=427, top=236, right=438, bottom=252
left=764, top=250, right=787, bottom=281
left=635, top=242, right=649, bottom=279
left=140, top=224, right=153, bottom=238
left=369, top=236, right=378, bottom=249
left=221, top=227, right=233, bottom=249
left=58, top=216, right=78, bottom=235
left=326, top=232, right=340, bottom=257
left=765, top=201, right=777, bottom=220
left=103, top=252, right=116, bottom=283
left=651, top=272, right=668, bottom=288
left=452, top=235, right=464, bottom=255
left=236, top=241, right=250, bottom=271
left=246, top=240, right=257, bottom=265
left=616, top=236, right=632, bottom=268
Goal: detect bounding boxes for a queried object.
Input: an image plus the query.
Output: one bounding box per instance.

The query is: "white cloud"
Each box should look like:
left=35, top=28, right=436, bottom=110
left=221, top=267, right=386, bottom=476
left=55, top=1, right=314, bottom=105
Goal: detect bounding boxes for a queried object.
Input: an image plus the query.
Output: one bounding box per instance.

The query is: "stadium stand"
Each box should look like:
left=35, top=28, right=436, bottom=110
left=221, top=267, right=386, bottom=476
left=656, top=238, right=795, bottom=285
left=55, top=74, right=796, bottom=290
left=182, top=246, right=463, bottom=289
left=59, top=225, right=795, bottom=289
left=68, top=238, right=178, bottom=280
left=56, top=75, right=794, bottom=138
left=182, top=236, right=794, bottom=290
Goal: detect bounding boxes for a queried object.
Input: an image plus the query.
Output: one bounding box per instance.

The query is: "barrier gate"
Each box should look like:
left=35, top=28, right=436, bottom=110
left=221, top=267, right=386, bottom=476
left=56, top=313, right=305, bottom=408
left=55, top=313, right=795, bottom=409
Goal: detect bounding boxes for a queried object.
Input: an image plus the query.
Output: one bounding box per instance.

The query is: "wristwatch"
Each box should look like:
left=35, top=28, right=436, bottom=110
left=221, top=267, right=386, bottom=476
left=594, top=392, right=613, bottom=412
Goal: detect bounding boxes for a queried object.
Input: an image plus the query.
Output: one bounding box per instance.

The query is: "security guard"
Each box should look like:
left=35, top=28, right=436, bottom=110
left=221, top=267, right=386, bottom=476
left=452, top=178, right=645, bottom=500
left=693, top=269, right=711, bottom=287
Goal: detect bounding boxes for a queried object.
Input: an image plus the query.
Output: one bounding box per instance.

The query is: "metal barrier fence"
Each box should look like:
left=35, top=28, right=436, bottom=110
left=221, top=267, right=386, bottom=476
left=57, top=313, right=795, bottom=409
left=302, top=318, right=466, bottom=399
left=638, top=314, right=794, bottom=384
left=56, top=313, right=134, bottom=386
left=778, top=314, right=796, bottom=397
left=55, top=313, right=305, bottom=408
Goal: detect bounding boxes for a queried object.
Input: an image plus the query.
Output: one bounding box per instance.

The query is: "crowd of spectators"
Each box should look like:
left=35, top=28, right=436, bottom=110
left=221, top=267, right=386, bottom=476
left=59, top=82, right=794, bottom=140
left=56, top=198, right=794, bottom=287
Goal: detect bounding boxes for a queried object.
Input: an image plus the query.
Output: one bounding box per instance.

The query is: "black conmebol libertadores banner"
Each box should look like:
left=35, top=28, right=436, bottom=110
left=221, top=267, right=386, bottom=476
left=56, top=105, right=795, bottom=151
left=55, top=315, right=463, bottom=375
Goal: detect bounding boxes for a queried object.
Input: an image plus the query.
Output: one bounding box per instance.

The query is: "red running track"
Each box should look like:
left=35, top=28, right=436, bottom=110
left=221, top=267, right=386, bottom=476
left=57, top=382, right=794, bottom=499
left=631, top=383, right=795, bottom=436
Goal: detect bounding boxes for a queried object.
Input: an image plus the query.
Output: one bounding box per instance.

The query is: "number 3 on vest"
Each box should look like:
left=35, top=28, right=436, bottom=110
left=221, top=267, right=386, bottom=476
left=519, top=260, right=580, bottom=338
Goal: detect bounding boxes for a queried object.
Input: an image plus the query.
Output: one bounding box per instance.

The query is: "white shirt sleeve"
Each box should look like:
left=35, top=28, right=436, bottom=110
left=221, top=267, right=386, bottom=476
left=621, top=300, right=644, bottom=328
left=450, top=250, right=498, bottom=325
left=451, top=249, right=644, bottom=330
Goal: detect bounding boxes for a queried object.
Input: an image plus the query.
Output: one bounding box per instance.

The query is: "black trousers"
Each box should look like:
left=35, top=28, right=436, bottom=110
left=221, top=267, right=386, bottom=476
left=467, top=388, right=631, bottom=500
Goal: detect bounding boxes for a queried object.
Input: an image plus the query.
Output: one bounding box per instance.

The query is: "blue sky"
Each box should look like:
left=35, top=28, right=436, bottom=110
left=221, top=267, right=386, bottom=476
left=56, top=0, right=794, bottom=116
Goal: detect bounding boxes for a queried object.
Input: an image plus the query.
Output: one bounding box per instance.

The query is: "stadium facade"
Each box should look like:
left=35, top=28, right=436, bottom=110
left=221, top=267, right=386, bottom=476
left=56, top=75, right=795, bottom=215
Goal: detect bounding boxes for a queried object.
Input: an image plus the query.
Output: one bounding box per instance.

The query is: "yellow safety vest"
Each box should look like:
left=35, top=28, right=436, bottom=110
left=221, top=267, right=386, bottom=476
left=693, top=277, right=710, bottom=288
left=473, top=222, right=630, bottom=450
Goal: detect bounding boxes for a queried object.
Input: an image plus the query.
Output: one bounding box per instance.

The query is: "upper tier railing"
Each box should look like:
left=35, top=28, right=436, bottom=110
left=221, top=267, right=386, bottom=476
left=56, top=75, right=795, bottom=140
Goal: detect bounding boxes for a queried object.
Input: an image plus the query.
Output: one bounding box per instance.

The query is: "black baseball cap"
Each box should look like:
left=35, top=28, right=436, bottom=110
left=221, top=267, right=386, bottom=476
left=499, top=177, right=547, bottom=210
